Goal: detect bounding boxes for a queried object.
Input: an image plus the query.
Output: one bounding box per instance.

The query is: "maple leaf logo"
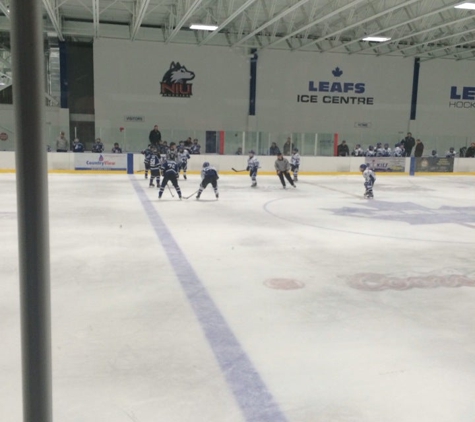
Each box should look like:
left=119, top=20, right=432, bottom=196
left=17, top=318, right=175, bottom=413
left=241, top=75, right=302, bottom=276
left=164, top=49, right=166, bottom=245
left=332, top=67, right=343, bottom=77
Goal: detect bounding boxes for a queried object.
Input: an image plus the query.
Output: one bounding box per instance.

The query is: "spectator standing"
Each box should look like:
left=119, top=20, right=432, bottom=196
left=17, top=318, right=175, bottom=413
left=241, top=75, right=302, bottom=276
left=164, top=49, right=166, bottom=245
left=337, top=140, right=350, bottom=156
left=403, top=132, right=415, bottom=156
left=112, top=143, right=122, bottom=153
left=283, top=137, right=294, bottom=155
left=464, top=142, right=475, bottom=158
left=190, top=138, right=201, bottom=154
left=72, top=138, right=85, bottom=153
left=414, top=139, right=424, bottom=157
left=148, top=125, right=161, bottom=147
left=56, top=131, right=69, bottom=152
left=269, top=142, right=281, bottom=155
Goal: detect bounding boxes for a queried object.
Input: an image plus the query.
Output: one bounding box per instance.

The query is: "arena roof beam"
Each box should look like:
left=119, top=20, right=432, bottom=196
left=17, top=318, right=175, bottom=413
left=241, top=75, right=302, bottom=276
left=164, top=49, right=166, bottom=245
left=420, top=39, right=475, bottom=61
left=262, top=0, right=367, bottom=50
left=232, top=0, right=310, bottom=47
left=326, top=0, right=462, bottom=53
left=92, top=0, right=100, bottom=38
left=131, top=0, right=151, bottom=40
left=377, top=17, right=475, bottom=56
left=199, top=0, right=257, bottom=45
left=0, top=1, right=10, bottom=19
left=357, top=13, right=475, bottom=55
left=401, top=29, right=475, bottom=58
left=166, top=0, right=203, bottom=43
left=294, top=0, right=420, bottom=51
left=42, top=0, right=64, bottom=41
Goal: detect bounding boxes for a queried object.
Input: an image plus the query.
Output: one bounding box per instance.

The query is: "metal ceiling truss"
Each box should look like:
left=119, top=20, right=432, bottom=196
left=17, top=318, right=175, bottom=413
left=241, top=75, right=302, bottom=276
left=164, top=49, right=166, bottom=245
left=92, top=0, right=100, bottom=38
left=131, top=0, right=151, bottom=40
left=0, top=0, right=9, bottom=20
left=42, top=0, right=65, bottom=41
left=166, top=0, right=203, bottom=43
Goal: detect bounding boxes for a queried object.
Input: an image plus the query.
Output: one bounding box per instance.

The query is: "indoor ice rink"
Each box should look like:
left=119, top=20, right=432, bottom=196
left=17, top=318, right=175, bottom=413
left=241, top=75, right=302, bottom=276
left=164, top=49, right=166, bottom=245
left=1, top=172, right=474, bottom=422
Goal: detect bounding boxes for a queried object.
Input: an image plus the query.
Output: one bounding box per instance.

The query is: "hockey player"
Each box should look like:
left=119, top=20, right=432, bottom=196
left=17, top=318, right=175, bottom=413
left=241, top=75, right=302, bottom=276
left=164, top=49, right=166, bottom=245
left=375, top=142, right=384, bottom=156
left=158, top=153, right=182, bottom=200
left=393, top=143, right=404, bottom=157
left=247, top=150, right=259, bottom=187
left=92, top=138, right=104, bottom=153
left=351, top=144, right=364, bottom=157
left=141, top=144, right=152, bottom=179
left=72, top=138, right=85, bottom=153
left=365, top=145, right=377, bottom=157
left=431, top=150, right=438, bottom=158
left=149, top=147, right=161, bottom=188
left=177, top=146, right=191, bottom=180
left=167, top=142, right=177, bottom=159
left=275, top=153, right=296, bottom=189
left=446, top=147, right=457, bottom=158
left=111, top=143, right=122, bottom=153
left=381, top=143, right=392, bottom=157
left=290, top=147, right=301, bottom=182
left=360, top=164, right=376, bottom=199
left=196, top=162, right=219, bottom=200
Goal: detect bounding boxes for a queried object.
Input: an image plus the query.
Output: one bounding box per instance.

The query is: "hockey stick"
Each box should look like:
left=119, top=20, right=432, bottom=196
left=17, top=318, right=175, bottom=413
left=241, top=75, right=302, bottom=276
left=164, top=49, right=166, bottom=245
left=183, top=190, right=200, bottom=200
left=232, top=168, right=247, bottom=172
left=167, top=184, right=175, bottom=197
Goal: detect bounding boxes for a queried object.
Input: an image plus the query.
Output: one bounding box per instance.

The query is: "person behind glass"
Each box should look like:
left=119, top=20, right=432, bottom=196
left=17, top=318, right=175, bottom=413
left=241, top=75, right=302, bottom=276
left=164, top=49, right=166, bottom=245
left=184, top=137, right=192, bottom=148
left=465, top=142, right=475, bottom=158
left=446, top=147, right=457, bottom=158
left=92, top=138, right=104, bottom=153
left=269, top=142, right=281, bottom=155
left=414, top=139, right=424, bottom=157
left=72, top=138, right=84, bottom=152
left=149, top=125, right=161, bottom=147
left=235, top=146, right=242, bottom=155
left=337, top=140, right=349, bottom=156
left=56, top=131, right=69, bottom=152
left=111, top=142, right=122, bottom=153
left=190, top=138, right=201, bottom=154
left=351, top=144, right=364, bottom=156
left=275, top=152, right=296, bottom=189
left=403, top=132, right=415, bottom=156
left=283, top=137, right=294, bottom=155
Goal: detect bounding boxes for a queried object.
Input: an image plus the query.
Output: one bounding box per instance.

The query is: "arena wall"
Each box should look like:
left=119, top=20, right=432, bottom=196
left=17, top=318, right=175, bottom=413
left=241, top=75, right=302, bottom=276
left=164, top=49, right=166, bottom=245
left=1, top=152, right=474, bottom=174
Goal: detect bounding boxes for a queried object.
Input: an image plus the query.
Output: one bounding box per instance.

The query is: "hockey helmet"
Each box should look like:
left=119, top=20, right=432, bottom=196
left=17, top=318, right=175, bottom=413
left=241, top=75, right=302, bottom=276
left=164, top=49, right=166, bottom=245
left=202, top=162, right=210, bottom=168
left=292, top=148, right=299, bottom=152
left=359, top=164, right=368, bottom=171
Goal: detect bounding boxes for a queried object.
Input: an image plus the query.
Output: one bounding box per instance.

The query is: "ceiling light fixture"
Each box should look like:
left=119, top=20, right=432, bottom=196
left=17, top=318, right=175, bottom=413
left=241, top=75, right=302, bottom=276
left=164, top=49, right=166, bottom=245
left=190, top=24, right=218, bottom=31
left=362, top=36, right=391, bottom=42
left=454, top=2, right=475, bottom=9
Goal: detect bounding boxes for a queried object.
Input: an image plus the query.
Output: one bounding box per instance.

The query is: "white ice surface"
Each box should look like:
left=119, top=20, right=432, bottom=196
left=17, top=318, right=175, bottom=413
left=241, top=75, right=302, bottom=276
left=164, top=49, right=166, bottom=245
left=1, top=173, right=475, bottom=422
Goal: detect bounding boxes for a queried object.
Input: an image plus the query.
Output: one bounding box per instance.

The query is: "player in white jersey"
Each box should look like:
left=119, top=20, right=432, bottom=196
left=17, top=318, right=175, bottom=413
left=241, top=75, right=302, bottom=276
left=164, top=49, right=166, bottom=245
left=381, top=143, right=392, bottom=157
left=351, top=144, right=364, bottom=157
left=446, top=147, right=457, bottom=158
left=359, top=164, right=376, bottom=199
left=177, top=147, right=191, bottom=180
left=393, top=143, right=404, bottom=157
left=247, top=150, right=260, bottom=187
left=365, top=146, right=377, bottom=157
left=290, top=148, right=301, bottom=182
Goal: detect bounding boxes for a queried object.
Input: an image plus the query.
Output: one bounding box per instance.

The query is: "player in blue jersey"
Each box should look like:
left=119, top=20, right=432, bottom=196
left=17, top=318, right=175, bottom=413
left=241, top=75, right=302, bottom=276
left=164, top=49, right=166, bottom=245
left=149, top=147, right=161, bottom=188
left=247, top=150, right=260, bottom=187
left=72, top=138, right=85, bottom=153
left=177, top=146, right=191, bottom=180
left=290, top=147, right=301, bottom=182
left=196, top=162, right=219, bottom=200
left=141, top=144, right=152, bottom=179
left=359, top=164, right=376, bottom=199
left=158, top=153, right=182, bottom=200
left=92, top=138, right=104, bottom=153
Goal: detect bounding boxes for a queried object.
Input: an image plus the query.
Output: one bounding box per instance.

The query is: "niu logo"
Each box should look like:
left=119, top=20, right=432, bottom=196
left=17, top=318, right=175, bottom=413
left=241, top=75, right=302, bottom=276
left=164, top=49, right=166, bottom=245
left=160, top=62, right=195, bottom=98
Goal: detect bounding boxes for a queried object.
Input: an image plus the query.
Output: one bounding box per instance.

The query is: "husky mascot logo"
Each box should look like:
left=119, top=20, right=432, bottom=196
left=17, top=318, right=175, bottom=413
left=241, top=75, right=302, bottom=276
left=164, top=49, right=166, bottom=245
left=160, top=62, right=195, bottom=98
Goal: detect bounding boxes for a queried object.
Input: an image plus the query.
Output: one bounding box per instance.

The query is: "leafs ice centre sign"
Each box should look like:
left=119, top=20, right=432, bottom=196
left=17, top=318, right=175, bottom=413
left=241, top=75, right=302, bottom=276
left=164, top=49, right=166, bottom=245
left=297, top=67, right=374, bottom=105
left=449, top=86, right=475, bottom=109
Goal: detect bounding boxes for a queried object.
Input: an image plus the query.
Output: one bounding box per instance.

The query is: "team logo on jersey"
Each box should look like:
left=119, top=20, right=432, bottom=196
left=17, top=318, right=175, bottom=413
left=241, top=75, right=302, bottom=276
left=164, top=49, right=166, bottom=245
left=297, top=67, right=374, bottom=105
left=328, top=201, right=475, bottom=226
left=160, top=62, right=195, bottom=98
